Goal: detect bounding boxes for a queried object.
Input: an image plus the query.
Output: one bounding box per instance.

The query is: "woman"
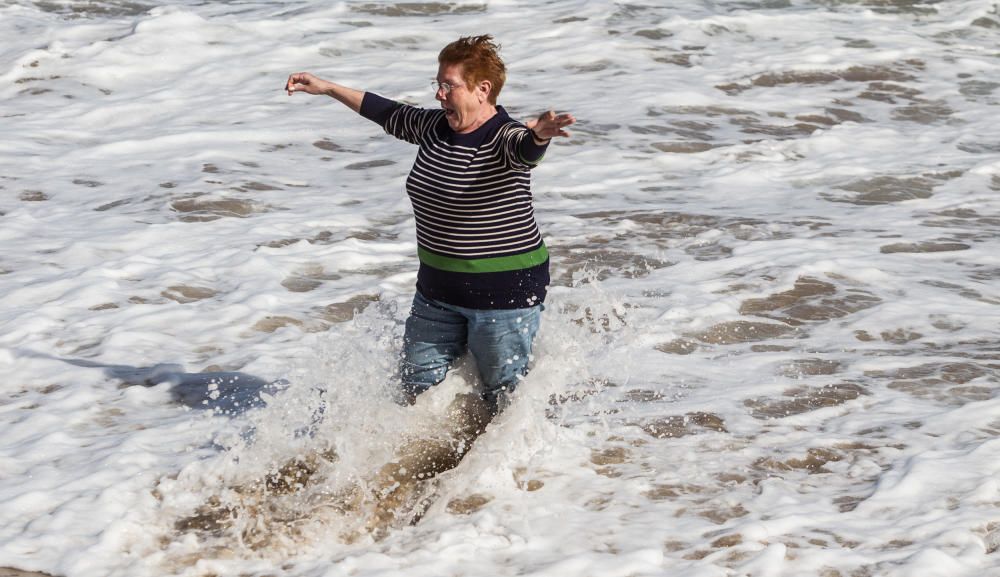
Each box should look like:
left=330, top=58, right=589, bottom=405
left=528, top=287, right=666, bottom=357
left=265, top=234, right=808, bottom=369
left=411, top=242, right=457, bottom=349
left=286, top=35, right=575, bottom=414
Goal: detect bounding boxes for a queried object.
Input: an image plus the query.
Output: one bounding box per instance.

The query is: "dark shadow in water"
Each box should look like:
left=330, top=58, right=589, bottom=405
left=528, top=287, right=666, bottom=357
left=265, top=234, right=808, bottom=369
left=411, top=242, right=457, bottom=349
left=17, top=349, right=287, bottom=414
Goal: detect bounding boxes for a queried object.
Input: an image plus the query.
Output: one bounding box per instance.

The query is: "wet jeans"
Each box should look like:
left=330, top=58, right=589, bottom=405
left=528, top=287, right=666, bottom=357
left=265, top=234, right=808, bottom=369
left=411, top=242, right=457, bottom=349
left=400, top=291, right=542, bottom=408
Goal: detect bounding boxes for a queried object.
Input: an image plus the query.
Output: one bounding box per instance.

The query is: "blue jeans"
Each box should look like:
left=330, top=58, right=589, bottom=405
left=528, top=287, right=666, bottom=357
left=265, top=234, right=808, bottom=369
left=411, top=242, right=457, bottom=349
left=400, top=291, right=543, bottom=408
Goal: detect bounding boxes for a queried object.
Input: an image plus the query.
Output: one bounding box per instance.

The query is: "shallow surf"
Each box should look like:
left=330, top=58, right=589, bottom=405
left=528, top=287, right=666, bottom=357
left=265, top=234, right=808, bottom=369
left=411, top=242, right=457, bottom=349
left=2, top=1, right=999, bottom=576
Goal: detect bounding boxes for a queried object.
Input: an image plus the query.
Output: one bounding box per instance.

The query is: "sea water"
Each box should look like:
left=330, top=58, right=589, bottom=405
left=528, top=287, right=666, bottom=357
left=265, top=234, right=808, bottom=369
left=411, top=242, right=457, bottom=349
left=1, top=1, right=999, bottom=576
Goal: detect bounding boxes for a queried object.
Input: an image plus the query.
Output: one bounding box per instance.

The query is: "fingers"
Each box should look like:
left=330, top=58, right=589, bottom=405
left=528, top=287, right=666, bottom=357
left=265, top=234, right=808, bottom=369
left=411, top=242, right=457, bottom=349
left=285, top=72, right=312, bottom=95
left=534, top=110, right=576, bottom=138
left=552, top=113, right=575, bottom=133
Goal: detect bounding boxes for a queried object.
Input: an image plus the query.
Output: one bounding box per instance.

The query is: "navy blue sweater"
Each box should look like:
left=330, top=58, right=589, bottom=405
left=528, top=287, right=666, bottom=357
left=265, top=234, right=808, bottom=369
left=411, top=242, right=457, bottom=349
left=360, top=92, right=550, bottom=309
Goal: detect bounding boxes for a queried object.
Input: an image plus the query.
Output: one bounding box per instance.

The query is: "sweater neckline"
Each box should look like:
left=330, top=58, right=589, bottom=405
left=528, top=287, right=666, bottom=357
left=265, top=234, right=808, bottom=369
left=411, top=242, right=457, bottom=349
left=446, top=105, right=511, bottom=146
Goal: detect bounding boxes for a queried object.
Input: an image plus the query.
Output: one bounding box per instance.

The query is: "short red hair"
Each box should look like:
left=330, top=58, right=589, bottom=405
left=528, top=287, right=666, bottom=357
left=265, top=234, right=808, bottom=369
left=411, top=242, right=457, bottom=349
left=438, top=35, right=506, bottom=105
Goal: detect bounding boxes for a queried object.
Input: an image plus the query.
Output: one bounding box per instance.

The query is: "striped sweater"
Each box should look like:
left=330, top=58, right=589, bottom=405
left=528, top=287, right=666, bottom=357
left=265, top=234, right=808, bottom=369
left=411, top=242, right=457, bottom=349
left=360, top=92, right=550, bottom=309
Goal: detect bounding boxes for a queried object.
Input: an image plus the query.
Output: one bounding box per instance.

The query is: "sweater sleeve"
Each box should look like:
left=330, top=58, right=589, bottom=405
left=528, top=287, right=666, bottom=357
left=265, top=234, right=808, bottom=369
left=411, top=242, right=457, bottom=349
left=359, top=92, right=441, bottom=145
left=518, top=131, right=550, bottom=165
left=359, top=92, right=400, bottom=125
left=502, top=123, right=550, bottom=170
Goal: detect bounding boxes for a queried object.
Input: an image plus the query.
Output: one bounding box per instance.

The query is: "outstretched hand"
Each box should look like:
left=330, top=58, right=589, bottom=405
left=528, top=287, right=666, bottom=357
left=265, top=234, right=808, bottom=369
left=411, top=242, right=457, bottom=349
left=526, top=110, right=576, bottom=141
left=284, top=72, right=363, bottom=112
left=285, top=72, right=327, bottom=96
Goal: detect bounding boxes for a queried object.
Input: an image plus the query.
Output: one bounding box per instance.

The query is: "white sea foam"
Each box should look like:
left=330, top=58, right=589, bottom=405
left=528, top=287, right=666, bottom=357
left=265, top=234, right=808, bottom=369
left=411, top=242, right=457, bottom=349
left=2, top=1, right=1000, bottom=576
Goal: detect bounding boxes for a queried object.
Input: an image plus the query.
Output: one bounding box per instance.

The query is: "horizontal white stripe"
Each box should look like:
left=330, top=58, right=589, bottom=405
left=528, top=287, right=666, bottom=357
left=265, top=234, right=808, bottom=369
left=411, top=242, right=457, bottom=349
left=408, top=170, right=530, bottom=196
left=413, top=207, right=534, bottom=229
left=415, top=222, right=539, bottom=242
left=412, top=154, right=511, bottom=179
left=409, top=193, right=531, bottom=212
left=417, top=212, right=537, bottom=238
left=417, top=235, right=542, bottom=257
left=406, top=176, right=531, bottom=206
left=416, top=234, right=539, bottom=250
left=410, top=196, right=533, bottom=220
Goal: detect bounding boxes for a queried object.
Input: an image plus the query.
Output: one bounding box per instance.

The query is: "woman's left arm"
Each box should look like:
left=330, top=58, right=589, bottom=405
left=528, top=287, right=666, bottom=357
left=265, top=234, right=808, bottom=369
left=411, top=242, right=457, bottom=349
left=516, top=109, right=576, bottom=166
left=526, top=110, right=576, bottom=144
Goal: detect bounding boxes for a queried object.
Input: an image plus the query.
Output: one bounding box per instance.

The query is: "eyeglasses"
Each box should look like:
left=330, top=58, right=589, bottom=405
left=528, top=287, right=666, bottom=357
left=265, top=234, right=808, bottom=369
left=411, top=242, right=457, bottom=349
left=431, top=80, right=461, bottom=95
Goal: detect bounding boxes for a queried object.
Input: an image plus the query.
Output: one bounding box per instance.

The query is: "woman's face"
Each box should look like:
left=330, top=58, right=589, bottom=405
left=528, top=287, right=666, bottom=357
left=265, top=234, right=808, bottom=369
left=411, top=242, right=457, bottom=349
left=435, top=62, right=492, bottom=134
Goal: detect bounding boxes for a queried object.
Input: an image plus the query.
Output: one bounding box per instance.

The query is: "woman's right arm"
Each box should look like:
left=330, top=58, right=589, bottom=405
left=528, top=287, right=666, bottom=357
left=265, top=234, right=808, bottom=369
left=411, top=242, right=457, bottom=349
left=287, top=72, right=433, bottom=145
left=285, top=72, right=363, bottom=113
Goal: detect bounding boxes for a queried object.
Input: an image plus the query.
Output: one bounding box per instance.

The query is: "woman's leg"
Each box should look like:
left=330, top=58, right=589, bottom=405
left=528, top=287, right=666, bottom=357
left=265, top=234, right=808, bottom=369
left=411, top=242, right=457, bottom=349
left=399, top=292, right=468, bottom=403
left=466, top=304, right=543, bottom=410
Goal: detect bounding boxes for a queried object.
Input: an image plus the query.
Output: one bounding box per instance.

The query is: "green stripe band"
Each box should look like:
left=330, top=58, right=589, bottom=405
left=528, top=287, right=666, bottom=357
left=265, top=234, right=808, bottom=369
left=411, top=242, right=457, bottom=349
left=418, top=244, right=549, bottom=273
left=518, top=150, right=545, bottom=166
